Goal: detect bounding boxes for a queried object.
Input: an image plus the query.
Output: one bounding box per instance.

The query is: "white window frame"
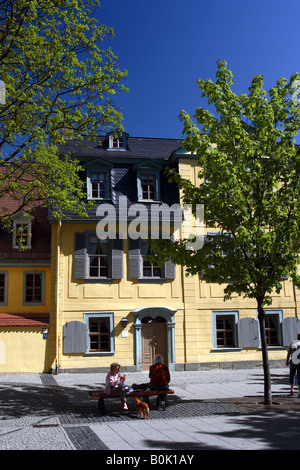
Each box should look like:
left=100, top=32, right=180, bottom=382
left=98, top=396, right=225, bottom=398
left=84, top=312, right=115, bottom=355
left=212, top=310, right=239, bottom=350
left=12, top=212, right=34, bottom=249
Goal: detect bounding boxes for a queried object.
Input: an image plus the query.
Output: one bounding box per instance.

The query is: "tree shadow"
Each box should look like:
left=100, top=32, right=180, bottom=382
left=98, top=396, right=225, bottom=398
left=141, top=410, right=300, bottom=450
left=200, top=411, right=300, bottom=450
left=0, top=383, right=51, bottom=420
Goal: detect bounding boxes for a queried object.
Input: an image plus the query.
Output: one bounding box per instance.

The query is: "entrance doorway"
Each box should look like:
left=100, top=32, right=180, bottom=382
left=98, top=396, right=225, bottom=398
left=132, top=306, right=176, bottom=372
left=141, top=316, right=167, bottom=371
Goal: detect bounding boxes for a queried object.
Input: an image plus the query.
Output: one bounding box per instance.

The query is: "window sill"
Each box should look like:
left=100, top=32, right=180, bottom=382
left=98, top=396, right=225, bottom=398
left=24, top=302, right=44, bottom=306
left=211, top=348, right=243, bottom=353
left=138, top=278, right=167, bottom=283
left=85, top=351, right=115, bottom=357
left=87, top=198, right=112, bottom=202
left=137, top=199, right=162, bottom=204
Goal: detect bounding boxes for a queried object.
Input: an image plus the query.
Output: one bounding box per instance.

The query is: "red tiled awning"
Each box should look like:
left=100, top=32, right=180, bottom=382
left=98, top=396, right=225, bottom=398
left=0, top=313, right=50, bottom=327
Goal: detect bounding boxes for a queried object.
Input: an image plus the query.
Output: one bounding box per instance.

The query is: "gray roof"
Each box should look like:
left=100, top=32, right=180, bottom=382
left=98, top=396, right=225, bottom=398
left=58, top=135, right=183, bottom=161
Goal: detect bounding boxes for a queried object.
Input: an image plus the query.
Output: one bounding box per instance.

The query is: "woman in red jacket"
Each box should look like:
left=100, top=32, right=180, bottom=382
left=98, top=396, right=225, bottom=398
left=148, top=354, right=170, bottom=390
left=132, top=354, right=170, bottom=391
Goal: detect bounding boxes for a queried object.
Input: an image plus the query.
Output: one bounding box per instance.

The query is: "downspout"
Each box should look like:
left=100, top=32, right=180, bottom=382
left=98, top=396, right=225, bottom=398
left=55, top=220, right=62, bottom=374
left=293, top=283, right=299, bottom=320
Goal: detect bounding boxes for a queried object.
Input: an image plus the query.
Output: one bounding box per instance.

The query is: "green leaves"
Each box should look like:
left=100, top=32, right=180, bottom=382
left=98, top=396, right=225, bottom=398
left=0, top=0, right=128, bottom=223
left=159, top=60, right=300, bottom=306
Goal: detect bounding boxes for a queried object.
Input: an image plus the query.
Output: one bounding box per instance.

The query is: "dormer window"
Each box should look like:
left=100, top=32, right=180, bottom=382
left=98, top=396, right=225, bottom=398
left=112, top=137, right=124, bottom=149
left=90, top=172, right=107, bottom=199
left=84, top=158, right=112, bottom=201
left=107, top=131, right=128, bottom=151
left=141, top=173, right=157, bottom=200
left=134, top=160, right=162, bottom=202
left=15, top=223, right=30, bottom=247
left=12, top=212, right=34, bottom=249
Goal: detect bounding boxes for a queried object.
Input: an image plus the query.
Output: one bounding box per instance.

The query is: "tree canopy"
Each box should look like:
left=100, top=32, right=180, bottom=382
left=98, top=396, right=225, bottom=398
left=0, top=0, right=127, bottom=225
left=151, top=60, right=300, bottom=404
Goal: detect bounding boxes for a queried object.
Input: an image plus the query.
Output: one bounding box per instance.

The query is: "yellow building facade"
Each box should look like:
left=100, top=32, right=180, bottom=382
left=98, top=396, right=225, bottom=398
left=46, top=136, right=300, bottom=374
left=1, top=134, right=299, bottom=373
left=0, top=207, right=52, bottom=373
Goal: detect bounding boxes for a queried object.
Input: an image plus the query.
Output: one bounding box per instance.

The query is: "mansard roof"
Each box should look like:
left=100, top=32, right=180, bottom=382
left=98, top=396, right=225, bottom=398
left=58, top=134, right=183, bottom=162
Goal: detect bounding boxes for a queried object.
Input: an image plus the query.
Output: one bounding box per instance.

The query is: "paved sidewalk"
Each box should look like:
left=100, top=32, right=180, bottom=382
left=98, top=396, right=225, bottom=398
left=1, top=367, right=300, bottom=451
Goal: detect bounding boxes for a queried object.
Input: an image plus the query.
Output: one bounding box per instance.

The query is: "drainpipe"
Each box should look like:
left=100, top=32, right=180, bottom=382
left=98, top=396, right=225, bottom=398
left=293, top=283, right=299, bottom=320
left=55, top=220, right=62, bottom=374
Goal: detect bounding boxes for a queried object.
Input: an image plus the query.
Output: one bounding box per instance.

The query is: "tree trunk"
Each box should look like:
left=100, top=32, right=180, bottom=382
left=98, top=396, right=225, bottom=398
left=257, top=301, right=272, bottom=405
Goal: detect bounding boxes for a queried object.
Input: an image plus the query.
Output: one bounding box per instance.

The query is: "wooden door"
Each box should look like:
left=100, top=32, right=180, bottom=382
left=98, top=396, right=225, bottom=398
left=141, top=320, right=167, bottom=371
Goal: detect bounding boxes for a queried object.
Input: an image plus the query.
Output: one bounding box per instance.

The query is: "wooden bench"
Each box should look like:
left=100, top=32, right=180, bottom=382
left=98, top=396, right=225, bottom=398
left=89, top=389, right=174, bottom=415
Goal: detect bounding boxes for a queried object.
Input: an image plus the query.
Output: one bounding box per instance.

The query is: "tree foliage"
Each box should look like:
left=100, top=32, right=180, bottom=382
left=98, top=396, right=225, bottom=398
left=0, top=0, right=127, bottom=224
left=151, top=60, right=300, bottom=404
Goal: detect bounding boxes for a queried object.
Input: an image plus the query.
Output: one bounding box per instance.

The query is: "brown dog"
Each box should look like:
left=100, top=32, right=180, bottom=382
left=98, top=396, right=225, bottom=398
left=134, top=396, right=149, bottom=419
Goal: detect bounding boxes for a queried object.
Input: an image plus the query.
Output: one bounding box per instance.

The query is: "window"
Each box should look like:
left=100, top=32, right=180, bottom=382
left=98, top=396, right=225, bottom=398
left=108, top=132, right=128, bottom=150
left=112, top=137, right=124, bottom=148
left=128, top=237, right=175, bottom=280
left=24, top=272, right=44, bottom=304
left=212, top=311, right=239, bottom=349
left=141, top=240, right=163, bottom=278
left=12, top=212, right=34, bottom=249
left=84, top=312, right=115, bottom=354
left=134, top=161, right=162, bottom=202
left=88, top=316, right=111, bottom=352
left=90, top=172, right=107, bottom=200
left=0, top=272, right=8, bottom=305
left=74, top=232, right=123, bottom=281
left=141, top=173, right=157, bottom=200
left=85, top=158, right=112, bottom=200
left=88, top=235, right=110, bottom=279
left=137, top=171, right=160, bottom=201
left=15, top=223, right=30, bottom=248
left=216, top=315, right=235, bottom=347
left=264, top=310, right=283, bottom=346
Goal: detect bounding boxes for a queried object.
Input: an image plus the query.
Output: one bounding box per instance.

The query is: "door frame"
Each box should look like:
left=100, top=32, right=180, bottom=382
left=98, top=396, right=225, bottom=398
left=132, top=306, right=176, bottom=372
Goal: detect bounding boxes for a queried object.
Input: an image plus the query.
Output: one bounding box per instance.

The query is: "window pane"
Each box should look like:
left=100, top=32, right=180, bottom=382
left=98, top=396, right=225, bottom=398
left=89, top=319, right=99, bottom=332
left=26, top=274, right=34, bottom=286
left=88, top=317, right=111, bottom=352
left=216, top=315, right=235, bottom=348
left=25, top=273, right=43, bottom=303
left=100, top=320, right=109, bottom=333
left=141, top=174, right=156, bottom=200
left=265, top=314, right=279, bottom=346
left=153, top=266, right=162, bottom=277
left=90, top=172, right=107, bottom=199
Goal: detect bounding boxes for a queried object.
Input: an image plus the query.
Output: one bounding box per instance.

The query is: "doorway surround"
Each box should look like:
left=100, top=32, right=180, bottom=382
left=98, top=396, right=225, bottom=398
left=132, top=306, right=176, bottom=372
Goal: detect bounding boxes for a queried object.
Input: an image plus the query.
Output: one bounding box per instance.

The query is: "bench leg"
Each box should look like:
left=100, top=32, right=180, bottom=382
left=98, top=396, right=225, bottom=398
left=156, top=394, right=166, bottom=410
left=98, top=397, right=106, bottom=415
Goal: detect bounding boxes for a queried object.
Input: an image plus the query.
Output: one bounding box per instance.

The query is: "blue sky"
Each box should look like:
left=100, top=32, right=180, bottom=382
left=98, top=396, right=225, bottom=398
left=98, top=0, right=300, bottom=140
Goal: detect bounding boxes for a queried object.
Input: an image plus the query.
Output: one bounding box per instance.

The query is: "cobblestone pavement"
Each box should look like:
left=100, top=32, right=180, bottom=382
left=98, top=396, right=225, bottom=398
left=1, top=368, right=300, bottom=450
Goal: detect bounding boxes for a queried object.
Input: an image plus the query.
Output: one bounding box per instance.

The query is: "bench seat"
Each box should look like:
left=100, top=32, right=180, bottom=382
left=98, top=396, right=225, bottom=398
left=89, top=389, right=174, bottom=415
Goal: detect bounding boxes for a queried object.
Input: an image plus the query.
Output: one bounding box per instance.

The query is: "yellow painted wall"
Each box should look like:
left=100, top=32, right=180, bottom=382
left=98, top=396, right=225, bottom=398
left=49, top=158, right=299, bottom=370
left=0, top=266, right=52, bottom=372
left=0, top=327, right=49, bottom=373
left=178, top=158, right=297, bottom=365
left=51, top=223, right=184, bottom=370
left=0, top=266, right=51, bottom=314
